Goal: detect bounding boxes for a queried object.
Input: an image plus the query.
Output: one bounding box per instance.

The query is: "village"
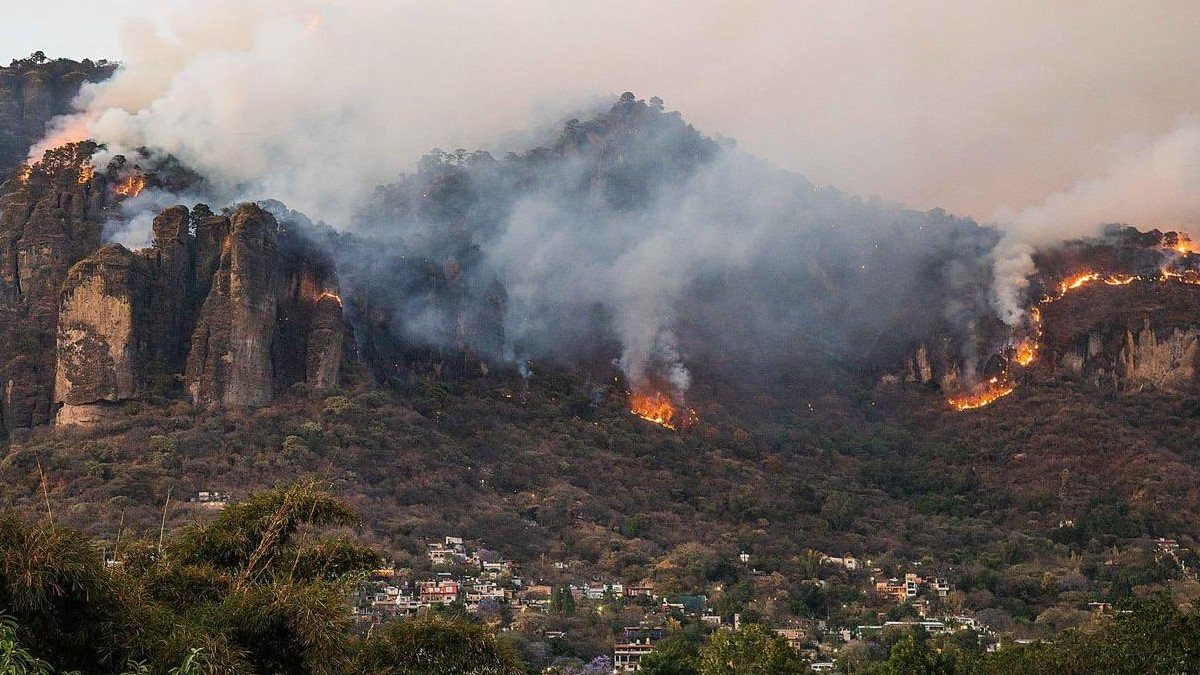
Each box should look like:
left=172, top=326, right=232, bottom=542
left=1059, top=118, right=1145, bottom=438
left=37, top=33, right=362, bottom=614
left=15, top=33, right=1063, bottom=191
left=347, top=535, right=1026, bottom=673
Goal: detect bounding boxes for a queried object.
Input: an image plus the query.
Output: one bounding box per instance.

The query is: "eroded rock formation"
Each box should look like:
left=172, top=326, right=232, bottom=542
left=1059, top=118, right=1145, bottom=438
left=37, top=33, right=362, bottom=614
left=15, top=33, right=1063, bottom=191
left=48, top=202, right=347, bottom=427
left=0, top=143, right=108, bottom=431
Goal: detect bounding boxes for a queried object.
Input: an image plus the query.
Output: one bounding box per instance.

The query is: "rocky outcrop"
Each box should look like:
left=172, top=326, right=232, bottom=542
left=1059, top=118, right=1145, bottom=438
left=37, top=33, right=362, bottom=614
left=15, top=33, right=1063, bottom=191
left=1038, top=282, right=1200, bottom=392
left=1117, top=321, right=1200, bottom=392
left=186, top=205, right=279, bottom=407
left=54, top=245, right=150, bottom=420
left=0, top=143, right=108, bottom=431
left=0, top=56, right=116, bottom=176
left=46, top=202, right=346, bottom=426
left=183, top=204, right=346, bottom=409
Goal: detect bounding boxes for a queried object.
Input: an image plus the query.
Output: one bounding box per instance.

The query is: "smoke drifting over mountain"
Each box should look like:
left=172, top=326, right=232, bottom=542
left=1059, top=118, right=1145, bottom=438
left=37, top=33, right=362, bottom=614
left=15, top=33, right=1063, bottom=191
left=23, top=0, right=1200, bottom=393
left=35, top=1, right=1200, bottom=225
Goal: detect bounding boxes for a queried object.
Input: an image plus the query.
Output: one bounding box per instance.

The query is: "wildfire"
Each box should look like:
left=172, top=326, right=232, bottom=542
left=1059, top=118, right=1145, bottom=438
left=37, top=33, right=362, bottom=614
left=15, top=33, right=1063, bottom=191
left=17, top=165, right=31, bottom=184
left=630, top=391, right=680, bottom=430
left=947, top=377, right=1016, bottom=411
left=1014, top=339, right=1037, bottom=367
left=115, top=175, right=146, bottom=197
left=317, top=291, right=343, bottom=305
left=1167, top=233, right=1200, bottom=256
left=1057, top=272, right=1100, bottom=296
left=77, top=164, right=93, bottom=185
left=953, top=240, right=1200, bottom=412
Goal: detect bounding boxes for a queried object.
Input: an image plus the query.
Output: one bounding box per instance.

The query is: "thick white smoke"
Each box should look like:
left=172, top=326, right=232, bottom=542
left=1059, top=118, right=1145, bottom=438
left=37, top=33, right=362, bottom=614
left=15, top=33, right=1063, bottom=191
left=989, top=119, right=1200, bottom=324
left=34, top=1, right=1200, bottom=224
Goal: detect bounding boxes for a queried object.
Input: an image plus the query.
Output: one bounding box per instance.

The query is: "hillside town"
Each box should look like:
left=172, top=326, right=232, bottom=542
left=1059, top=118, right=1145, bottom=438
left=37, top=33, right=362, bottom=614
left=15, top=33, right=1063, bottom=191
left=347, top=534, right=1107, bottom=672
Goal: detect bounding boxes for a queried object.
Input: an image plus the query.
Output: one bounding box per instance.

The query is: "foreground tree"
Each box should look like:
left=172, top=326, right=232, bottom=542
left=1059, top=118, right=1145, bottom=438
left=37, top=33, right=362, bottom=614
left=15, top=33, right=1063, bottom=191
left=697, top=623, right=810, bottom=675
left=637, top=634, right=700, bottom=675
left=352, top=615, right=525, bottom=675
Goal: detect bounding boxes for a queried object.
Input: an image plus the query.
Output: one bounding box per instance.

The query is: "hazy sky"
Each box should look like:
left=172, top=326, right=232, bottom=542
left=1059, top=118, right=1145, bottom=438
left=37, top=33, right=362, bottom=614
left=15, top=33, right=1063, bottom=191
left=13, top=0, right=1200, bottom=234
left=6, top=1, right=173, bottom=61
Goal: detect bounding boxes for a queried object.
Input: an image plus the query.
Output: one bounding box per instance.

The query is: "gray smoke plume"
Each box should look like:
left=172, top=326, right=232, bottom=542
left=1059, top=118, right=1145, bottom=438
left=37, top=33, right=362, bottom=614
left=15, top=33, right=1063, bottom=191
left=25, top=0, right=1200, bottom=384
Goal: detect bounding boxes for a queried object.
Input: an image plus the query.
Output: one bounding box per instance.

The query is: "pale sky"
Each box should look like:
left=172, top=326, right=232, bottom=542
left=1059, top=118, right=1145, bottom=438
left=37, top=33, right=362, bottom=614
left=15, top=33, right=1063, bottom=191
left=4, top=0, right=174, bottom=62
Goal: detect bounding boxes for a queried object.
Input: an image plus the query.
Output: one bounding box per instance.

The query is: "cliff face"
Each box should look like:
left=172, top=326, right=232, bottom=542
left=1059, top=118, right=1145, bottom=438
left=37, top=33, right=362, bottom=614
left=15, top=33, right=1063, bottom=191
left=186, top=204, right=279, bottom=407
left=0, top=56, right=116, bottom=176
left=54, top=245, right=150, bottom=425
left=0, top=143, right=108, bottom=430
left=0, top=142, right=347, bottom=434
left=53, top=203, right=346, bottom=423
left=1038, top=282, right=1200, bottom=393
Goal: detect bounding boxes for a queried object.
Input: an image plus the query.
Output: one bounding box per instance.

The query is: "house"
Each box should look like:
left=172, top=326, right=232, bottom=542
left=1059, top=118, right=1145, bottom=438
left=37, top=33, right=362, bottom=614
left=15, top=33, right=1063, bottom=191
left=904, top=573, right=921, bottom=598
left=189, top=491, right=229, bottom=508
left=625, top=580, right=656, bottom=598
left=427, top=543, right=455, bottom=566
left=875, top=579, right=908, bottom=603
left=621, top=626, right=665, bottom=642
left=810, top=663, right=836, bottom=672
left=821, top=554, right=860, bottom=571
left=465, top=582, right=506, bottom=607
left=417, top=580, right=460, bottom=605
left=883, top=620, right=946, bottom=634
left=912, top=598, right=931, bottom=618
left=613, top=641, right=654, bottom=673
left=774, top=628, right=808, bottom=651
left=948, top=616, right=977, bottom=630
left=481, top=560, right=513, bottom=576
left=930, top=577, right=950, bottom=597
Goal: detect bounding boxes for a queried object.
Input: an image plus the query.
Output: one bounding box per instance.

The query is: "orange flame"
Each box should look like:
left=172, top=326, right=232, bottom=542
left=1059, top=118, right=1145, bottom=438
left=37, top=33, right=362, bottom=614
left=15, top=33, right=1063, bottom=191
left=317, top=291, right=343, bottom=306
left=115, top=175, right=146, bottom=197
left=947, top=377, right=1016, bottom=411
left=17, top=165, right=31, bottom=184
left=1167, top=233, right=1200, bottom=256
left=1057, top=272, right=1100, bottom=296
left=77, top=164, right=93, bottom=185
left=1014, top=339, right=1037, bottom=367
left=956, top=243, right=1200, bottom=412
left=630, top=391, right=680, bottom=430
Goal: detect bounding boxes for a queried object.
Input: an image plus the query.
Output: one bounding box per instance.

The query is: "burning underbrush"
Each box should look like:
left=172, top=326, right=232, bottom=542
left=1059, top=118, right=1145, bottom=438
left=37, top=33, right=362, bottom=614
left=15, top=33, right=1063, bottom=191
left=629, top=390, right=698, bottom=431
left=114, top=173, right=146, bottom=198
left=947, top=376, right=1016, bottom=411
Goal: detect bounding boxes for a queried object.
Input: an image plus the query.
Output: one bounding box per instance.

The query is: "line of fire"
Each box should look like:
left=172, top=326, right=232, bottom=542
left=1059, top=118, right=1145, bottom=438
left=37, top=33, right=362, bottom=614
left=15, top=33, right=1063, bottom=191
left=948, top=233, right=1200, bottom=411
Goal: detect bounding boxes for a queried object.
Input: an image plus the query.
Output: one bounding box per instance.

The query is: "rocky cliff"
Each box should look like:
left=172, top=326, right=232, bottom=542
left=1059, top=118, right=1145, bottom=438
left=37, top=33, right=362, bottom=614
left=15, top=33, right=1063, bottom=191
left=899, top=229, right=1200, bottom=401
left=0, top=143, right=109, bottom=430
left=0, top=144, right=347, bottom=434
left=1037, top=282, right=1200, bottom=393
left=54, top=203, right=346, bottom=423
left=0, top=55, right=116, bottom=176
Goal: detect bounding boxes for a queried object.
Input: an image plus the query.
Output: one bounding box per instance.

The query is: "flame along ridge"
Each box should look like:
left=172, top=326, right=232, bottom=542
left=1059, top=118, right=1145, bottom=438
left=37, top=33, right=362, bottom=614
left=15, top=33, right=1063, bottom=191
left=950, top=242, right=1200, bottom=411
